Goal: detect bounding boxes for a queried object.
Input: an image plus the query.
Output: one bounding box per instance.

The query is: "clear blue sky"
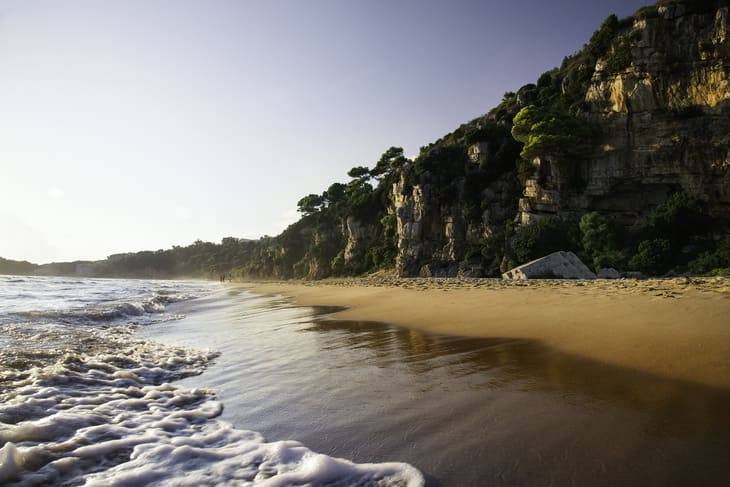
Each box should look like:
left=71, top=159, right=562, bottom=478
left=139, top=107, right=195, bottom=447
left=0, top=0, right=649, bottom=263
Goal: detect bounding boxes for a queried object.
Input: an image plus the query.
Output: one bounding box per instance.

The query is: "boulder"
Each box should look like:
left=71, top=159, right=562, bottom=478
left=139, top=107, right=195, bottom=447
left=502, top=251, right=597, bottom=280
left=597, top=268, right=621, bottom=279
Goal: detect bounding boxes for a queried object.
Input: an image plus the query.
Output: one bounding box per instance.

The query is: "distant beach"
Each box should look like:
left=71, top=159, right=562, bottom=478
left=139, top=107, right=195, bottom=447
left=245, top=276, right=730, bottom=389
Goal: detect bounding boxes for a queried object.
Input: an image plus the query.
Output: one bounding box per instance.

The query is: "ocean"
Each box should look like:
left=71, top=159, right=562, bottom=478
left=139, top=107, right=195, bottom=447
left=2, top=276, right=730, bottom=486
left=0, top=276, right=422, bottom=486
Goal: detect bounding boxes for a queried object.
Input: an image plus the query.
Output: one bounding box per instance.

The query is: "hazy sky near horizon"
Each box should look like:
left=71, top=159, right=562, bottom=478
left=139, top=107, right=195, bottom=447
left=1, top=0, right=648, bottom=263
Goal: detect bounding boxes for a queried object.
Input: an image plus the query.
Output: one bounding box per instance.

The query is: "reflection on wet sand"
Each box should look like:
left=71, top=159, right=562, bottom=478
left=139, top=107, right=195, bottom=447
left=305, top=319, right=730, bottom=440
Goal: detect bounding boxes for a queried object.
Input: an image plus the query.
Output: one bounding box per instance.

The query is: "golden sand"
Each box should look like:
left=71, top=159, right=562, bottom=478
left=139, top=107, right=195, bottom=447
left=242, top=277, right=730, bottom=388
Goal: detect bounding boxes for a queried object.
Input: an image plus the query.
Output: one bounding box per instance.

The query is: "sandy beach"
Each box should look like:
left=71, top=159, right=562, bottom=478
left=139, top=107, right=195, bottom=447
left=245, top=277, right=730, bottom=389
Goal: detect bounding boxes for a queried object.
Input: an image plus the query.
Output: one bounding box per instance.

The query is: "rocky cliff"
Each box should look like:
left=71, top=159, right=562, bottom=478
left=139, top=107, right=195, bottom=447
left=393, top=166, right=519, bottom=277
left=384, top=0, right=730, bottom=277
left=518, top=2, right=730, bottom=226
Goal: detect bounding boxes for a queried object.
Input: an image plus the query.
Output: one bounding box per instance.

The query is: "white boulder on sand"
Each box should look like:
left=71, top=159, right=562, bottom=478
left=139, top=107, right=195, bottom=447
left=502, top=251, right=597, bottom=280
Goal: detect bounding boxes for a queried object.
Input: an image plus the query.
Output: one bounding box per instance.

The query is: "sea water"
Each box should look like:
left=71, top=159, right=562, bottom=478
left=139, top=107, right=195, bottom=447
left=0, top=276, right=423, bottom=486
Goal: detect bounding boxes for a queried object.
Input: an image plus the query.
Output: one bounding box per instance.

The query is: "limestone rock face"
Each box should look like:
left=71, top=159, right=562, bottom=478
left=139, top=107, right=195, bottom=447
left=392, top=170, right=464, bottom=277
left=393, top=167, right=519, bottom=277
left=342, top=216, right=377, bottom=266
left=518, top=5, right=730, bottom=225
left=502, top=252, right=597, bottom=280
left=304, top=228, right=337, bottom=280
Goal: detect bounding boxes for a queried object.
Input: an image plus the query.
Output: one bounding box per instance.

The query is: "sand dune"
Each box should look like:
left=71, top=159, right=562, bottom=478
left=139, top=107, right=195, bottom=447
left=243, top=277, right=730, bottom=389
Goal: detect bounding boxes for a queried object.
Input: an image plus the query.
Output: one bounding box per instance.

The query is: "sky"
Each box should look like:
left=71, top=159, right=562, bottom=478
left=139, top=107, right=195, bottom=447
left=0, top=0, right=649, bottom=264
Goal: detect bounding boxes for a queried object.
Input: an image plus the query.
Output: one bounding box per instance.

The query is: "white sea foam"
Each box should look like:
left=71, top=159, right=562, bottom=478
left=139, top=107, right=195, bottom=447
left=0, top=338, right=423, bottom=486
left=0, top=277, right=424, bottom=486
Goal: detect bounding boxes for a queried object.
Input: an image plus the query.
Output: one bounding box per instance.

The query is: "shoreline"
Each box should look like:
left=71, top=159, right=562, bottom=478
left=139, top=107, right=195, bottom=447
left=241, top=277, right=730, bottom=389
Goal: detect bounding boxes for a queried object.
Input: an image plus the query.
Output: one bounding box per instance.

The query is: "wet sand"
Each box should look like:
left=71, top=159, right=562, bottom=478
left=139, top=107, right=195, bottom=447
left=145, top=286, right=730, bottom=486
left=244, top=277, right=730, bottom=389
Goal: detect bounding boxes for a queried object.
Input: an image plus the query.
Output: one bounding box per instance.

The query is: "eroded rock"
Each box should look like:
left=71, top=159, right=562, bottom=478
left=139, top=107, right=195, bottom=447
left=502, top=252, right=597, bottom=280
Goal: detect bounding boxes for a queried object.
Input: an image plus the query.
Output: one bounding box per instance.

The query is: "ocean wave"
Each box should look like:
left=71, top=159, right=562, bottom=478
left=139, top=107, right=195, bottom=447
left=0, top=332, right=423, bottom=486
left=5, top=292, right=196, bottom=326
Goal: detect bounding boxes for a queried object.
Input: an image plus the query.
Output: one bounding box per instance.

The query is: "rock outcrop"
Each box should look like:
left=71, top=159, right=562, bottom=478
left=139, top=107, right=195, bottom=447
left=393, top=167, right=519, bottom=277
left=392, top=170, right=464, bottom=277
left=342, top=216, right=377, bottom=266
left=518, top=3, right=730, bottom=225
left=502, top=252, right=598, bottom=280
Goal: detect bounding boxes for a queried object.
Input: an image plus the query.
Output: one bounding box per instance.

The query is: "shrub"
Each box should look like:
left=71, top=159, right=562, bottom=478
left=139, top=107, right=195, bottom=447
left=689, top=234, right=730, bottom=275
left=645, top=192, right=711, bottom=247
left=586, top=14, right=619, bottom=61
left=537, top=71, right=553, bottom=89
left=604, top=40, right=633, bottom=72
left=463, top=122, right=505, bottom=146
left=579, top=212, right=625, bottom=270
left=510, top=217, right=580, bottom=265
left=629, top=239, right=672, bottom=274
left=413, top=145, right=468, bottom=180
left=512, top=105, right=595, bottom=163
left=593, top=249, right=626, bottom=271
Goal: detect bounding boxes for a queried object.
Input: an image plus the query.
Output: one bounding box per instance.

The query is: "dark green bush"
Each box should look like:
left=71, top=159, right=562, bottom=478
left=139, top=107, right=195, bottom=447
left=629, top=239, right=672, bottom=274
left=645, top=192, right=711, bottom=247
left=511, top=105, right=595, bottom=163
left=605, top=40, right=633, bottom=72
left=509, top=217, right=580, bottom=265
left=586, top=14, right=619, bottom=61
left=463, top=122, right=505, bottom=146
left=689, top=234, right=730, bottom=275
left=413, top=146, right=467, bottom=180
left=579, top=212, right=626, bottom=271
left=536, top=71, right=553, bottom=89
